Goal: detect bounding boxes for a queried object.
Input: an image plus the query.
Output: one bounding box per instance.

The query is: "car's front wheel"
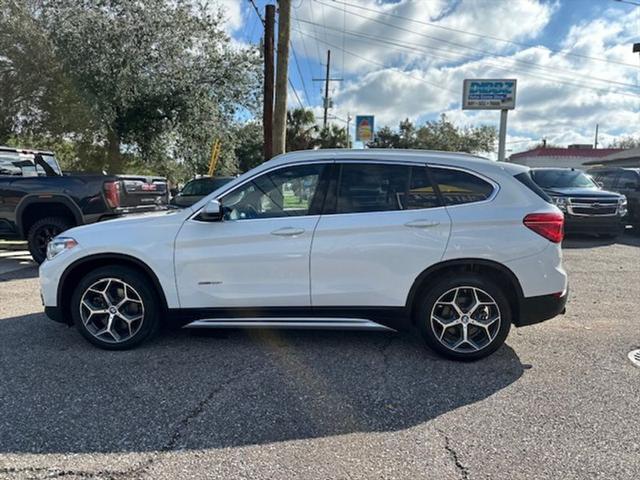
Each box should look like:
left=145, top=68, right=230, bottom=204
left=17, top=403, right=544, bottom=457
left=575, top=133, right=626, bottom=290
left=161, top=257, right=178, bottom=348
left=417, top=274, right=512, bottom=361
left=71, top=266, right=160, bottom=350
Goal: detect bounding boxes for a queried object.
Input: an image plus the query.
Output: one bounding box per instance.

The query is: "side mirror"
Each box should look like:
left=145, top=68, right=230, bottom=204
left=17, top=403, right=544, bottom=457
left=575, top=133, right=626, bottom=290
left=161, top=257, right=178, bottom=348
left=199, top=199, right=223, bottom=222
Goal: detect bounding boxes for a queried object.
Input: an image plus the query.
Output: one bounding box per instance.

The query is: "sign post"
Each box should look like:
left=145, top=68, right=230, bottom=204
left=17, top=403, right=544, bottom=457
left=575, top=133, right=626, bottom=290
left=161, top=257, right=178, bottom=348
left=355, top=115, right=375, bottom=145
left=462, top=79, right=517, bottom=161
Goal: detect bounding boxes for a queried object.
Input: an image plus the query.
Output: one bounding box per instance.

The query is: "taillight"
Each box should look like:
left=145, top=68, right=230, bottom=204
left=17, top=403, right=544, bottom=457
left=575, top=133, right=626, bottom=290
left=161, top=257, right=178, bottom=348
left=104, top=181, right=121, bottom=209
left=523, top=212, right=564, bottom=243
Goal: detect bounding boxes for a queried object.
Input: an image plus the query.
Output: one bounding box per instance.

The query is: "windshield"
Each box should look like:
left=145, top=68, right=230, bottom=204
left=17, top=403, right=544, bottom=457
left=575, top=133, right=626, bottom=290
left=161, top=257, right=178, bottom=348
left=181, top=178, right=231, bottom=196
left=531, top=170, right=597, bottom=189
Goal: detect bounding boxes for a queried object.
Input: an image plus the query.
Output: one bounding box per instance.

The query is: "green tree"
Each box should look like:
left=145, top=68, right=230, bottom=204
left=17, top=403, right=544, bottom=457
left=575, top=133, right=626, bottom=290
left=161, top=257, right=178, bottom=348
left=0, top=0, right=260, bottom=174
left=233, top=122, right=264, bottom=173
left=286, top=108, right=319, bottom=152
left=318, top=124, right=348, bottom=149
left=368, top=114, right=496, bottom=154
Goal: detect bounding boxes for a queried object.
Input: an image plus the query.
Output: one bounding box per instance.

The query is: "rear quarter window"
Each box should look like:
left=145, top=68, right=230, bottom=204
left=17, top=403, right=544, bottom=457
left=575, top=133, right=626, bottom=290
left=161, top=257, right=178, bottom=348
left=430, top=167, right=495, bottom=205
left=514, top=171, right=551, bottom=202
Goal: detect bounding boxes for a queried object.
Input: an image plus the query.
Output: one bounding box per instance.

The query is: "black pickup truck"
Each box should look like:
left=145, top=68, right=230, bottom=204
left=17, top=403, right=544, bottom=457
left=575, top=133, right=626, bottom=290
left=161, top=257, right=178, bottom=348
left=0, top=146, right=168, bottom=263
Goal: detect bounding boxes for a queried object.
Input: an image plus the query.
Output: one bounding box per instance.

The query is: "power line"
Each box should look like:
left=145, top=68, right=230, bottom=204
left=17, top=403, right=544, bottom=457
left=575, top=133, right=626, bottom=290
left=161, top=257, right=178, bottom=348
left=613, top=0, right=640, bottom=6
left=295, top=17, right=640, bottom=97
left=320, top=0, right=640, bottom=69
left=291, top=44, right=312, bottom=106
left=293, top=27, right=459, bottom=95
left=315, top=0, right=640, bottom=90
left=293, top=25, right=640, bottom=100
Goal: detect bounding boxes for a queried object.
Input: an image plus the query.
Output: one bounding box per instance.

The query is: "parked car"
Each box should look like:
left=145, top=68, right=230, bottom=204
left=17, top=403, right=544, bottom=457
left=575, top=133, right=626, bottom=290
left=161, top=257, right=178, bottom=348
left=0, top=146, right=169, bottom=263
left=40, top=150, right=568, bottom=361
left=589, top=167, right=640, bottom=230
left=170, top=176, right=235, bottom=208
left=530, top=167, right=627, bottom=238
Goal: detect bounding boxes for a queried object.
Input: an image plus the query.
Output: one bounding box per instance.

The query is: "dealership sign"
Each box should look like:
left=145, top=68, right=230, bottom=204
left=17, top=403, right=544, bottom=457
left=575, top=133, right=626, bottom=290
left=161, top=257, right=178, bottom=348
left=462, top=79, right=517, bottom=110
left=355, top=115, right=375, bottom=142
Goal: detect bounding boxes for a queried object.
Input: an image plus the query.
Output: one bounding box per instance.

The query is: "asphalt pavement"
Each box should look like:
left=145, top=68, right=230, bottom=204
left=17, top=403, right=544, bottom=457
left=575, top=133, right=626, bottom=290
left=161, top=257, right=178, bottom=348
left=0, top=236, right=639, bottom=479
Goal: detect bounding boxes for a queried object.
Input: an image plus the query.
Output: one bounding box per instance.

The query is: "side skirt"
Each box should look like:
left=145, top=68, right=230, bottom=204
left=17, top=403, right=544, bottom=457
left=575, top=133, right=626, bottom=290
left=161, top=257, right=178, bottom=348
left=185, top=318, right=394, bottom=331
left=167, top=306, right=411, bottom=332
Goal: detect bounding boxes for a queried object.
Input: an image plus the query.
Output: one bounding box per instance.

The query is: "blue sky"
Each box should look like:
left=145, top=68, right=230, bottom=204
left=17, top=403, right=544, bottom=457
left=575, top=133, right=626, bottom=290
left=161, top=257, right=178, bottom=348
left=219, top=0, right=639, bottom=154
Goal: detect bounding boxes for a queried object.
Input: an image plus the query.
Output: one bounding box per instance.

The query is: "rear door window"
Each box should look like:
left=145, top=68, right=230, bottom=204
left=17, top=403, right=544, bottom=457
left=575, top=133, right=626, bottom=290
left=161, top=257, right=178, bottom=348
left=430, top=167, right=495, bottom=205
left=335, top=163, right=440, bottom=214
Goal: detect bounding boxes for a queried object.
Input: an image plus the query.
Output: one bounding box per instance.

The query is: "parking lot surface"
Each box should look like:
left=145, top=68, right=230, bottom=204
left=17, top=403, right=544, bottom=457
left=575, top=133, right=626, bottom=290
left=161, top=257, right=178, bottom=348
left=0, top=236, right=639, bottom=479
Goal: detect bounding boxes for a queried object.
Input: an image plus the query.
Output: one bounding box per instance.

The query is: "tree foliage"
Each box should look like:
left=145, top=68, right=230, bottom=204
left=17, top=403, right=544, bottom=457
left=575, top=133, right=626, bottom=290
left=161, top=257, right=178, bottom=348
left=368, top=114, right=497, bottom=154
left=0, top=0, right=260, bottom=177
left=609, top=136, right=640, bottom=149
left=284, top=108, right=348, bottom=152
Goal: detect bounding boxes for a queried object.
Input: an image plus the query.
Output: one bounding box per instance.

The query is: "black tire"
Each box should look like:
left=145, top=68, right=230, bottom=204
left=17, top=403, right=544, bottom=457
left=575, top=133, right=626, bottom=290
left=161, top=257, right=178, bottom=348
left=27, top=216, right=72, bottom=264
left=70, top=266, right=160, bottom=350
left=416, top=274, right=512, bottom=361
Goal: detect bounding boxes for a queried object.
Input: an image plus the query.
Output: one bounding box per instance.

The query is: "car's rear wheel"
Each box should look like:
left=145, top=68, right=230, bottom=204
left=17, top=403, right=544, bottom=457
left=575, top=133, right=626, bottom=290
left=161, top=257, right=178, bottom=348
left=417, top=274, right=511, bottom=361
left=71, top=266, right=160, bottom=350
left=27, top=216, right=72, bottom=264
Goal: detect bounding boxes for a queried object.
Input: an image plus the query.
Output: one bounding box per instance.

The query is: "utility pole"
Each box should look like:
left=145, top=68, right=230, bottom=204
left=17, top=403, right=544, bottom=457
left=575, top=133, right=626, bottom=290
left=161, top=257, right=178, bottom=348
left=313, top=50, right=343, bottom=129
left=272, top=0, right=291, bottom=157
left=263, top=4, right=275, bottom=161
left=346, top=113, right=352, bottom=148
left=594, top=124, right=599, bottom=149
left=323, top=50, right=331, bottom=128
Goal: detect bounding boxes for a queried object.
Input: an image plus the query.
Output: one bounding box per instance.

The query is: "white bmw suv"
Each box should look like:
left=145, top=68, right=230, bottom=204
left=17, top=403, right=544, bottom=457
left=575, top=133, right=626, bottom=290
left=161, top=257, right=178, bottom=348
left=40, top=150, right=568, bottom=361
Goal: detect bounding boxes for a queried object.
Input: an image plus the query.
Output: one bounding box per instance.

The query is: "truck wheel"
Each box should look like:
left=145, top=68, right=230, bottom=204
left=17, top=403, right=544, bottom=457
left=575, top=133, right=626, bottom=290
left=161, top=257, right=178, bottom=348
left=27, top=216, right=72, bottom=264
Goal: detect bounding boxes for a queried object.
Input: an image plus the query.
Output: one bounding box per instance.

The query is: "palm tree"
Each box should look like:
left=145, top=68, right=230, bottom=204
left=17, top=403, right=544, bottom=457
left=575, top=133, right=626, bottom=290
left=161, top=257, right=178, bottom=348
left=286, top=108, right=319, bottom=152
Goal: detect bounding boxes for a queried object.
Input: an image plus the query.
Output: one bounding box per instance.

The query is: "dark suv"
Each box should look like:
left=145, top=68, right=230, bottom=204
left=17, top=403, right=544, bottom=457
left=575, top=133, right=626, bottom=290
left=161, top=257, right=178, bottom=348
left=589, top=167, right=640, bottom=229
left=530, top=168, right=627, bottom=237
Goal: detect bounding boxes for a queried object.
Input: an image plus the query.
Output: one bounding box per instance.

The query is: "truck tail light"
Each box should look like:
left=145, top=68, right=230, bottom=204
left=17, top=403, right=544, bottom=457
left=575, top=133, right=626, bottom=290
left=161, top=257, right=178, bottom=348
left=523, top=212, right=564, bottom=243
left=104, top=181, right=121, bottom=209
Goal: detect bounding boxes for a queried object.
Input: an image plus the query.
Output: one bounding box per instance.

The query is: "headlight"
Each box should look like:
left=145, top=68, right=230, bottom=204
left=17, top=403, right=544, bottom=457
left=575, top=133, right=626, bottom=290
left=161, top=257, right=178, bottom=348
left=618, top=196, right=628, bottom=217
left=550, top=196, right=568, bottom=212
left=46, top=237, right=78, bottom=261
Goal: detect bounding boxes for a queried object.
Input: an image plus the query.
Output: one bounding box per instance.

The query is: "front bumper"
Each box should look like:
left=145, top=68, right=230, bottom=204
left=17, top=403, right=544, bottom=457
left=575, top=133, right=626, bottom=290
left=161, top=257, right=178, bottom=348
left=564, top=214, right=624, bottom=234
left=516, top=288, right=568, bottom=327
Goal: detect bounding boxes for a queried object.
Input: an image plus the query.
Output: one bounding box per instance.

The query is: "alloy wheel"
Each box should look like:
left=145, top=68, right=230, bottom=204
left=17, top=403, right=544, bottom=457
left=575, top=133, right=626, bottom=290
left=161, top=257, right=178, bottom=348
left=79, top=278, right=145, bottom=343
left=430, top=286, right=501, bottom=353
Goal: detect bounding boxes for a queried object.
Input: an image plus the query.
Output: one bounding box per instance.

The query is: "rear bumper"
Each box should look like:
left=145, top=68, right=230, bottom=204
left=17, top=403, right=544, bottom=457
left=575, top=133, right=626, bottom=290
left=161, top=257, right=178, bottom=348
left=516, top=288, right=568, bottom=327
left=564, top=214, right=624, bottom=234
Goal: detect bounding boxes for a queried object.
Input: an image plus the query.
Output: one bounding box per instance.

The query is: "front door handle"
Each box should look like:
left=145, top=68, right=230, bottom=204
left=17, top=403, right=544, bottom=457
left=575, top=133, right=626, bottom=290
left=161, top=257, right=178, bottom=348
left=404, top=219, right=440, bottom=228
left=271, top=227, right=305, bottom=237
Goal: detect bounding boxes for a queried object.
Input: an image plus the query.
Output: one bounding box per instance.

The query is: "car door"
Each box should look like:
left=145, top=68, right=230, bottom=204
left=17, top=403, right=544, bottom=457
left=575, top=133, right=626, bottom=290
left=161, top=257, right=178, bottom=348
left=174, top=162, right=331, bottom=309
left=310, top=161, right=451, bottom=307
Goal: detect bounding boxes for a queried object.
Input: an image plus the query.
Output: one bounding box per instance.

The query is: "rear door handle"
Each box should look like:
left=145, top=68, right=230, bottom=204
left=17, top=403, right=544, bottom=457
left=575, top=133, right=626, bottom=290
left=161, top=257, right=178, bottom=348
left=271, top=227, right=305, bottom=237
left=404, top=220, right=440, bottom=228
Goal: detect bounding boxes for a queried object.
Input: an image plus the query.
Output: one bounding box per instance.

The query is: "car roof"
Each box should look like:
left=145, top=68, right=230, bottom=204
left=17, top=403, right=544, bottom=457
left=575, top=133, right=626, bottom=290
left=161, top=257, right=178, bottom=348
left=260, top=148, right=529, bottom=177
left=0, top=145, right=55, bottom=155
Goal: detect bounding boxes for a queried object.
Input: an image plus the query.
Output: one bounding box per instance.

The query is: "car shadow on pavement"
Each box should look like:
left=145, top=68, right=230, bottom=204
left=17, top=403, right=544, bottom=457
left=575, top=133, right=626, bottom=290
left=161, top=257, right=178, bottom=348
left=0, top=313, right=524, bottom=454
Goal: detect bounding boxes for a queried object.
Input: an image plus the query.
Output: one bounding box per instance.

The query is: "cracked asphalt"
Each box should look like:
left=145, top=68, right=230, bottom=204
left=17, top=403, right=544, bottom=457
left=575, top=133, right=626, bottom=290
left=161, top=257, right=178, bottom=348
left=0, top=235, right=639, bottom=479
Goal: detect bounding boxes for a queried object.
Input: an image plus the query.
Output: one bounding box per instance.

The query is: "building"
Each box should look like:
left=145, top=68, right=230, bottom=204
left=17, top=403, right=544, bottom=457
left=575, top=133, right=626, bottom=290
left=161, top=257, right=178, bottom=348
left=507, top=144, right=625, bottom=169
left=583, top=147, right=640, bottom=168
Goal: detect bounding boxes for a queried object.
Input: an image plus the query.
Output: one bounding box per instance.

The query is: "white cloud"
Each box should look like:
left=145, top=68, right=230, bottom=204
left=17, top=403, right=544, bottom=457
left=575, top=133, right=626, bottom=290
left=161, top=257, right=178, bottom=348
left=229, top=0, right=640, bottom=151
